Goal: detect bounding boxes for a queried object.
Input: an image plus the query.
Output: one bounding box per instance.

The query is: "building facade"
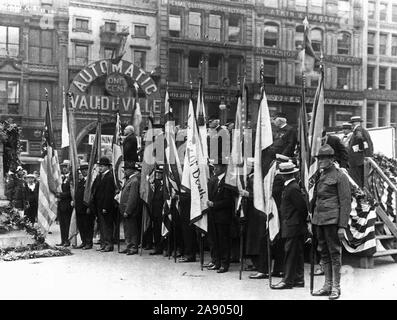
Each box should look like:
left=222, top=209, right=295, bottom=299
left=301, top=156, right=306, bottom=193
left=0, top=0, right=69, bottom=171
left=159, top=0, right=255, bottom=126
left=68, top=0, right=159, bottom=160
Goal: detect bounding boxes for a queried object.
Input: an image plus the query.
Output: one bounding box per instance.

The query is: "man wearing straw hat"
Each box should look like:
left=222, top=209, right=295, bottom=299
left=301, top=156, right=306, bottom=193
left=271, top=162, right=307, bottom=290
left=311, top=144, right=351, bottom=300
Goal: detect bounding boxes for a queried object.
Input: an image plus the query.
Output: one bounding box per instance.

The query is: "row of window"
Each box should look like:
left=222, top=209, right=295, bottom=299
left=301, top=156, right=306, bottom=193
left=366, top=102, right=397, bottom=128
left=74, top=19, right=148, bottom=38
left=262, top=0, right=351, bottom=13
left=367, top=65, right=397, bottom=90
left=368, top=1, right=397, bottom=23
left=367, top=31, right=397, bottom=56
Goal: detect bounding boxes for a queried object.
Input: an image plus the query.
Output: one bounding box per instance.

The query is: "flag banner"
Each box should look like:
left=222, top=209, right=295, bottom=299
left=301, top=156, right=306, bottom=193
left=297, top=17, right=320, bottom=74
left=298, top=89, right=310, bottom=195
left=308, top=70, right=324, bottom=200
left=61, top=88, right=69, bottom=149
left=185, top=99, right=208, bottom=233
left=132, top=99, right=142, bottom=136
left=196, top=78, right=209, bottom=171
left=84, top=120, right=101, bottom=206
left=112, top=112, right=124, bottom=196
left=253, top=90, right=279, bottom=241
left=67, top=104, right=80, bottom=242
left=37, top=96, right=62, bottom=234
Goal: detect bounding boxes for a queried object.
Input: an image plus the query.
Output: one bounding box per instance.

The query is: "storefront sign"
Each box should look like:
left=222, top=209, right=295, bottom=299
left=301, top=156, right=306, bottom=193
left=324, top=55, right=362, bottom=65
left=105, top=73, right=128, bottom=96
left=88, top=134, right=113, bottom=146
left=365, top=89, right=397, bottom=102
left=254, top=94, right=362, bottom=106
left=258, top=7, right=340, bottom=25
left=165, top=0, right=248, bottom=14
left=254, top=48, right=298, bottom=59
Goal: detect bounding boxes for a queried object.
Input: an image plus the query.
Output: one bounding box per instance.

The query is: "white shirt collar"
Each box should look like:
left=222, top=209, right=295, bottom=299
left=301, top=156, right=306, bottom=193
left=217, top=173, right=225, bottom=181
left=280, top=123, right=287, bottom=129
left=284, top=178, right=295, bottom=186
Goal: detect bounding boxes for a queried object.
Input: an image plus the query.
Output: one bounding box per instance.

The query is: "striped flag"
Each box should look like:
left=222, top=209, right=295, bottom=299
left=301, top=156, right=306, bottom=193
left=37, top=91, right=62, bottom=234
left=298, top=85, right=310, bottom=195
left=132, top=98, right=142, bottom=137
left=298, top=17, right=319, bottom=74
left=308, top=69, right=325, bottom=200
left=253, top=89, right=279, bottom=241
left=162, top=90, right=182, bottom=237
left=83, top=120, right=101, bottom=206
left=112, top=112, right=124, bottom=197
left=196, top=77, right=209, bottom=170
left=183, top=99, right=209, bottom=233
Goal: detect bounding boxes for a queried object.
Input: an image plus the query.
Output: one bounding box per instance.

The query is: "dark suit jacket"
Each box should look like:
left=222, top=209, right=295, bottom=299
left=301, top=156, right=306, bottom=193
left=119, top=172, right=141, bottom=217
left=75, top=177, right=88, bottom=214
left=25, top=183, right=38, bottom=208
left=326, top=134, right=349, bottom=168
left=208, top=175, right=234, bottom=224
left=91, top=171, right=116, bottom=214
left=271, top=124, right=297, bottom=157
left=279, top=180, right=307, bottom=238
left=58, top=175, right=72, bottom=213
left=123, top=133, right=139, bottom=163
left=348, top=126, right=374, bottom=167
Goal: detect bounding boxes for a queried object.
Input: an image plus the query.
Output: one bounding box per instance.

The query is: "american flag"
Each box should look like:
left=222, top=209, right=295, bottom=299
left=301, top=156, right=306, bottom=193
left=112, top=111, right=124, bottom=195
left=37, top=91, right=62, bottom=234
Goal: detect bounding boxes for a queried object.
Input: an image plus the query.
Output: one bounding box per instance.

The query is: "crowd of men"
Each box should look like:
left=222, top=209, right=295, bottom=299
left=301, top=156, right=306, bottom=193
left=7, top=112, right=374, bottom=300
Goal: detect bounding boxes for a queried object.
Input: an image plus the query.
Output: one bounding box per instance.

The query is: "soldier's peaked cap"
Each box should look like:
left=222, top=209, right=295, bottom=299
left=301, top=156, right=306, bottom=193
left=315, top=144, right=335, bottom=157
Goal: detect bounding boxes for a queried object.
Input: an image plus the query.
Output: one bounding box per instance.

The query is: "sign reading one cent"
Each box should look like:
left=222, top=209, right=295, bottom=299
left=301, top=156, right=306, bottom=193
left=105, top=73, right=128, bottom=96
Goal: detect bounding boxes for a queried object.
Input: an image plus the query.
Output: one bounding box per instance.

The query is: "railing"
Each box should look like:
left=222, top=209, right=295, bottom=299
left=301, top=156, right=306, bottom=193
left=99, top=25, right=129, bottom=36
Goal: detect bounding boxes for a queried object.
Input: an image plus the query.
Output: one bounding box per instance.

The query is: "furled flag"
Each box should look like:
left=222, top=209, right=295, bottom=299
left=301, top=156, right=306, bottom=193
left=162, top=89, right=182, bottom=237
left=67, top=103, right=80, bottom=243
left=37, top=90, right=62, bottom=234
left=307, top=69, right=325, bottom=200
left=183, top=99, right=209, bottom=233
left=112, top=112, right=124, bottom=198
left=298, top=17, right=320, bottom=74
left=61, top=87, right=69, bottom=149
left=253, top=89, right=279, bottom=241
left=196, top=77, right=209, bottom=172
left=132, top=85, right=142, bottom=136
left=298, top=85, right=310, bottom=195
left=83, top=120, right=101, bottom=206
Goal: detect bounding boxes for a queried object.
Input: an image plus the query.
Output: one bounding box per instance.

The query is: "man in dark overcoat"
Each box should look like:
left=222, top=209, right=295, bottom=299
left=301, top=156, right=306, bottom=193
left=271, top=162, right=308, bottom=289
left=271, top=112, right=297, bottom=157
left=123, top=125, right=139, bottom=166
left=24, top=174, right=39, bottom=224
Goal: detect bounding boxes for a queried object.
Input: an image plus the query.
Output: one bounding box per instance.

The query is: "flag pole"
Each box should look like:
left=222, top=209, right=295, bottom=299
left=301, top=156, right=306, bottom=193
left=115, top=99, right=122, bottom=254
left=173, top=202, right=177, bottom=263
left=237, top=74, right=244, bottom=280
left=140, top=204, right=146, bottom=256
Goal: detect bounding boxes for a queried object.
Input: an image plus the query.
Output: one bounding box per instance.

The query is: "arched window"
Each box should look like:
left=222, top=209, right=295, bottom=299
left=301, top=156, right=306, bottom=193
left=295, top=25, right=304, bottom=50
left=264, top=22, right=279, bottom=47
left=337, top=32, right=351, bottom=55
left=311, top=28, right=322, bottom=53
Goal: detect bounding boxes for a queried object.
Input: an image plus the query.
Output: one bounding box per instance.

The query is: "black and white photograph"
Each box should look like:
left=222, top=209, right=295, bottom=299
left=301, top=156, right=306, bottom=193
left=0, top=0, right=396, bottom=304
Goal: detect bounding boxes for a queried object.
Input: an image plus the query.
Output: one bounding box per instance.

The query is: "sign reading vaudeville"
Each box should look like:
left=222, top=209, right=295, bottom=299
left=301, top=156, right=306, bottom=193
left=69, top=59, right=160, bottom=113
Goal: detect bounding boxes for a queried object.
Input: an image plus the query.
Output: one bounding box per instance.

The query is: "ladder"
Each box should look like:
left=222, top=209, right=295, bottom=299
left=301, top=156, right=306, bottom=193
left=360, top=157, right=397, bottom=268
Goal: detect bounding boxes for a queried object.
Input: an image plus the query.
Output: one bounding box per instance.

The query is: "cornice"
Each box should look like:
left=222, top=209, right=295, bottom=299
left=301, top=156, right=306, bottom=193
left=70, top=1, right=157, bottom=17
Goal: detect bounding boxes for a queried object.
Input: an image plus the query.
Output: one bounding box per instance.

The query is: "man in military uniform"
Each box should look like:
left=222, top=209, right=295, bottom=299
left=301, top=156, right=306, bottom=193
left=56, top=160, right=73, bottom=247
left=348, top=116, right=374, bottom=188
left=119, top=162, right=141, bottom=255
left=271, top=162, right=308, bottom=289
left=75, top=162, right=94, bottom=250
left=311, top=144, right=351, bottom=300
left=91, top=157, right=116, bottom=252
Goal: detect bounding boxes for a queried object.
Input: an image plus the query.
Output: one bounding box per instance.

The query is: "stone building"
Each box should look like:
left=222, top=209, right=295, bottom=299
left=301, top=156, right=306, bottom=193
left=0, top=0, right=69, bottom=172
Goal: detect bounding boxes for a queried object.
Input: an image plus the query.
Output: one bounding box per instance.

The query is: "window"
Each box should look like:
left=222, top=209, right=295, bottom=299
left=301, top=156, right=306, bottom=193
left=169, top=8, right=181, bottom=38
left=379, top=3, right=387, bottom=21
left=28, top=82, right=52, bottom=117
left=0, top=80, right=19, bottom=114
left=337, top=67, right=350, bottom=89
left=0, top=26, right=19, bottom=57
left=337, top=32, right=350, bottom=55
left=266, top=0, right=278, bottom=7
left=228, top=56, right=241, bottom=85
left=208, top=54, right=221, bottom=85
left=104, top=22, right=116, bottom=32
left=338, top=0, right=350, bottom=13
left=188, top=51, right=201, bottom=81
left=134, top=25, right=147, bottom=37
left=295, top=63, right=302, bottom=85
left=75, top=44, right=88, bottom=65
left=392, top=35, right=397, bottom=56
left=380, top=34, right=387, bottom=55
left=262, top=60, right=278, bottom=84
left=367, top=32, right=375, bottom=55
left=104, top=47, right=114, bottom=59
left=379, top=67, right=387, bottom=89
left=189, top=11, right=201, bottom=39
left=391, top=104, right=397, bottom=128
left=209, top=14, right=221, bottom=41
left=295, top=25, right=304, bottom=50
left=367, top=65, right=375, bottom=89
left=29, top=29, right=53, bottom=64
left=75, top=18, right=89, bottom=31
left=311, top=28, right=322, bottom=53
left=264, top=22, right=278, bottom=47
left=228, top=15, right=241, bottom=43
left=169, top=50, right=181, bottom=83
left=393, top=5, right=397, bottom=23
left=379, top=103, right=387, bottom=127
left=392, top=68, right=397, bottom=90
left=368, top=1, right=375, bottom=19
left=133, top=50, right=146, bottom=70
left=366, top=103, right=374, bottom=128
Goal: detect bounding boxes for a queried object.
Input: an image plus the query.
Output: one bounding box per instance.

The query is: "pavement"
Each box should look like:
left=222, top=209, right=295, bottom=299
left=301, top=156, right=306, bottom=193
left=0, top=224, right=397, bottom=300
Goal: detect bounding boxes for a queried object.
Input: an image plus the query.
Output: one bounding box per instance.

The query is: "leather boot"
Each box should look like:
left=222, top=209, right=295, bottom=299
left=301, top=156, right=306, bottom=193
left=312, top=262, right=332, bottom=296
left=329, top=264, right=341, bottom=300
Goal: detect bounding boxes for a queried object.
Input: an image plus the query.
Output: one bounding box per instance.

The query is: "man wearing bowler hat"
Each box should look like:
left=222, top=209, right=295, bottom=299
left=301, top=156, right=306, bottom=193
left=56, top=160, right=72, bottom=247
left=271, top=112, right=297, bottom=158
left=311, top=144, right=351, bottom=300
left=347, top=116, right=373, bottom=187
left=119, top=162, right=141, bottom=255
left=271, top=162, right=307, bottom=290
left=91, top=156, right=116, bottom=252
